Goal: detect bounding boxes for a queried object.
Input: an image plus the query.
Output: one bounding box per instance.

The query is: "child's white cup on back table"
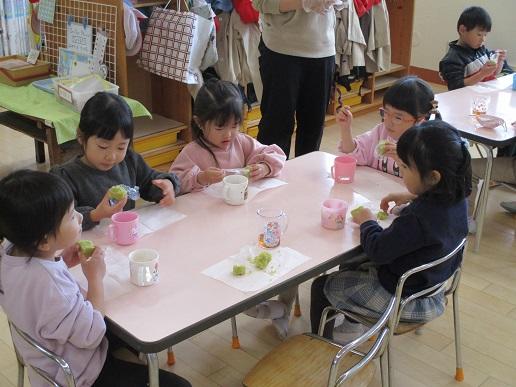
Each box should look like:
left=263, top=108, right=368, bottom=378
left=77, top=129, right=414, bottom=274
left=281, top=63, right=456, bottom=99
left=128, top=248, right=159, bottom=287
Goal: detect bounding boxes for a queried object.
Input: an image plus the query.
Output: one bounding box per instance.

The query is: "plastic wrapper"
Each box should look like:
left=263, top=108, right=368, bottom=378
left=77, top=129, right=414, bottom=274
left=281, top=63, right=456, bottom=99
left=108, top=184, right=140, bottom=206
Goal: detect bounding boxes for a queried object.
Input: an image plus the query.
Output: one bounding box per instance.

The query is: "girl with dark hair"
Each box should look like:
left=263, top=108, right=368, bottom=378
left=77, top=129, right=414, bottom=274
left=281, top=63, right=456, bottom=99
left=0, top=170, right=190, bottom=387
left=170, top=79, right=286, bottom=194
left=51, top=92, right=180, bottom=230
left=337, top=75, right=441, bottom=177
left=311, top=121, right=471, bottom=343
left=170, top=79, right=292, bottom=338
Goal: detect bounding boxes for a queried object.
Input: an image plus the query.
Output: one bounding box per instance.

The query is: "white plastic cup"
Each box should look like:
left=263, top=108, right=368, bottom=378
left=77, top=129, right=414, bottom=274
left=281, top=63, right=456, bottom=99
left=128, top=249, right=159, bottom=287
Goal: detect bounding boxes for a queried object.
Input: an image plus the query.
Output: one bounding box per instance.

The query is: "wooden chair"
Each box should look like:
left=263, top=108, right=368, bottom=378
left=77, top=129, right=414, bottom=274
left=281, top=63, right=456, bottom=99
left=8, top=321, right=76, bottom=387
left=243, top=300, right=395, bottom=387
left=338, top=238, right=468, bottom=387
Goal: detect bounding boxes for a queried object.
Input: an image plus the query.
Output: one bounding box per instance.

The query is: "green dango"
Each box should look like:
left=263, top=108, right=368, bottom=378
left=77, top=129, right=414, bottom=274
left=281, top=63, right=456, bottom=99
left=77, top=240, right=95, bottom=258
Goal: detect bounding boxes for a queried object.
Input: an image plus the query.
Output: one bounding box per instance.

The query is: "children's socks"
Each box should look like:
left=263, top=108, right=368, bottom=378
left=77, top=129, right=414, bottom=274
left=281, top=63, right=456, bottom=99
left=245, top=300, right=286, bottom=319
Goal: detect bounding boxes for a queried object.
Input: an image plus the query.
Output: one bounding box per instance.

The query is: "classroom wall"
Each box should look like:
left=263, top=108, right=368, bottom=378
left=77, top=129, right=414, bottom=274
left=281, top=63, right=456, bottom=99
left=411, top=0, right=516, bottom=71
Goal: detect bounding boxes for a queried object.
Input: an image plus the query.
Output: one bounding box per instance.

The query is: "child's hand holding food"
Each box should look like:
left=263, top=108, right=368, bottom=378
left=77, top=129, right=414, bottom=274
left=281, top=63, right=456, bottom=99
left=91, top=190, right=127, bottom=222
left=198, top=167, right=225, bottom=186
left=350, top=206, right=375, bottom=225
left=248, top=163, right=270, bottom=181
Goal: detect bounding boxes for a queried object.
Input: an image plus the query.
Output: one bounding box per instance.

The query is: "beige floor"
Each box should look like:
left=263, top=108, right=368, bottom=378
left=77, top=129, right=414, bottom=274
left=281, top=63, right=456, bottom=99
left=0, top=109, right=515, bottom=387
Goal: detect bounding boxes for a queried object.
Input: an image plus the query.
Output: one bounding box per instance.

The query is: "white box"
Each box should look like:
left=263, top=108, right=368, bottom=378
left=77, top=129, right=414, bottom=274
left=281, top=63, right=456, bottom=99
left=54, top=74, right=119, bottom=112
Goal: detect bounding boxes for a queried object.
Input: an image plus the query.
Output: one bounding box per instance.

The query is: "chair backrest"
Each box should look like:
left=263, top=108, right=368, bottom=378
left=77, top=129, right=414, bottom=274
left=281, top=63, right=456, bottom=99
left=322, top=299, right=395, bottom=386
left=389, top=238, right=467, bottom=334
left=9, top=321, right=76, bottom=387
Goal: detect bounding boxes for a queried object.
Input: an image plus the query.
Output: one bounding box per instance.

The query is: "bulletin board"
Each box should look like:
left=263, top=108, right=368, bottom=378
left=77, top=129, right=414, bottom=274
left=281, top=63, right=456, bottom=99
left=40, top=0, right=128, bottom=95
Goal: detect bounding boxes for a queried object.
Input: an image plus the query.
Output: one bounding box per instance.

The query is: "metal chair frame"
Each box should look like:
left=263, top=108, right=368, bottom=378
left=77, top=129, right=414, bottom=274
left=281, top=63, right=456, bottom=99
left=318, top=300, right=394, bottom=386
left=9, top=321, right=76, bottom=387
left=320, top=238, right=467, bottom=387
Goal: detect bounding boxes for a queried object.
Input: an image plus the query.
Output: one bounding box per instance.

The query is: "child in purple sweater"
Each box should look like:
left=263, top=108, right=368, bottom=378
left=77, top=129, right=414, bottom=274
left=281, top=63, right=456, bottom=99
left=337, top=76, right=441, bottom=177
left=0, top=170, right=190, bottom=387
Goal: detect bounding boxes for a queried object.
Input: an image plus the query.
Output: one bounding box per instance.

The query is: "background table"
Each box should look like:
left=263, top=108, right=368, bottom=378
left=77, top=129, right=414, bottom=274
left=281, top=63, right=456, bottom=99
left=77, top=151, right=405, bottom=386
left=436, top=76, right=516, bottom=251
left=0, top=83, right=150, bottom=165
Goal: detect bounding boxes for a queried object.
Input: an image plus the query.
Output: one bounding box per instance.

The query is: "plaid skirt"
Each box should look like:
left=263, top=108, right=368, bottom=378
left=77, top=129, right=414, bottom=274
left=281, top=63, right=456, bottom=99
left=324, top=260, right=446, bottom=323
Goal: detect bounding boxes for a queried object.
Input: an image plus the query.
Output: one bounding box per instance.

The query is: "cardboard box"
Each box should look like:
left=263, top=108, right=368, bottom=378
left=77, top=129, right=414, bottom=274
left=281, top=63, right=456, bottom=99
left=0, top=55, right=51, bottom=86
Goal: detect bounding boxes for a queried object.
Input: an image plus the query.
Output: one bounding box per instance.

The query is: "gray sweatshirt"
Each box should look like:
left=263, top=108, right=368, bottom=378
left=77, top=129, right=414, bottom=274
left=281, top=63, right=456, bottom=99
left=252, top=0, right=336, bottom=58
left=50, top=149, right=180, bottom=230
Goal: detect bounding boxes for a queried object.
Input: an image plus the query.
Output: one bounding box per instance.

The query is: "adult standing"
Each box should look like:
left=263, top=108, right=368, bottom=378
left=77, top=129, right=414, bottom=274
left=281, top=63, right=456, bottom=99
left=252, top=0, right=337, bottom=158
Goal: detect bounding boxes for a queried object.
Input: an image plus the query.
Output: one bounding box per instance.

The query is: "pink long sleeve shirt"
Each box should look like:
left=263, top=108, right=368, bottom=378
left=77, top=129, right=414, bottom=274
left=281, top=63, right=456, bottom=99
left=339, top=122, right=401, bottom=177
left=0, top=246, right=108, bottom=387
left=170, top=133, right=287, bottom=194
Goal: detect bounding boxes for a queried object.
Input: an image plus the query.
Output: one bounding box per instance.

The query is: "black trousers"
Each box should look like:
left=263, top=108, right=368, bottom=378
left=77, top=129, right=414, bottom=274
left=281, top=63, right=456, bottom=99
left=310, top=274, right=335, bottom=339
left=93, top=331, right=191, bottom=387
left=257, top=40, right=335, bottom=159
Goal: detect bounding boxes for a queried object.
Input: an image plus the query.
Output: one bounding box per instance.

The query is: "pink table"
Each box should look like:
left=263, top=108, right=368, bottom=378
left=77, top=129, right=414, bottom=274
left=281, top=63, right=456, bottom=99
left=436, top=76, right=516, bottom=251
left=79, top=151, right=404, bottom=386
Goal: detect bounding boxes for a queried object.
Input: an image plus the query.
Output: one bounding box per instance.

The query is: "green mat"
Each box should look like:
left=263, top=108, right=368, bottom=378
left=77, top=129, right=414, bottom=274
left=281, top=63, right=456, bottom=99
left=0, top=82, right=151, bottom=144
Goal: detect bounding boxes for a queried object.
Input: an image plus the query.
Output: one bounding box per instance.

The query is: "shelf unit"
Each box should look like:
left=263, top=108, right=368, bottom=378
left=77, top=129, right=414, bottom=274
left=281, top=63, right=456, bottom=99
left=328, top=0, right=414, bottom=118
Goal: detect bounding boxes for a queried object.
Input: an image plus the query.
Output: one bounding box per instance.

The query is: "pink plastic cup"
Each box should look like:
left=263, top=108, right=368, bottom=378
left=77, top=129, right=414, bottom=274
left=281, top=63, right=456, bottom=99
left=108, top=211, right=139, bottom=245
left=321, top=199, right=348, bottom=230
left=331, top=156, right=357, bottom=184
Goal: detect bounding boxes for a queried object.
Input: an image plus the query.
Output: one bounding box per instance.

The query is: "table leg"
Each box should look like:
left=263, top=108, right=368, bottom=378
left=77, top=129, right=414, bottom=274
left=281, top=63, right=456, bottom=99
left=34, top=139, right=46, bottom=163
left=40, top=122, right=62, bottom=166
left=474, top=143, right=493, bottom=252
left=146, top=353, right=160, bottom=387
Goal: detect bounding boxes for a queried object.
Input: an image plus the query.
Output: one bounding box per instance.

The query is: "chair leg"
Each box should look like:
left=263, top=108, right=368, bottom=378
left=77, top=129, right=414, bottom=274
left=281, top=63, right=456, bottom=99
left=166, top=346, right=176, bottom=366
left=294, top=291, right=302, bottom=317
left=379, top=351, right=388, bottom=387
left=453, top=290, right=464, bottom=382
left=386, top=343, right=392, bottom=387
left=16, top=360, right=24, bottom=387
left=231, top=316, right=240, bottom=349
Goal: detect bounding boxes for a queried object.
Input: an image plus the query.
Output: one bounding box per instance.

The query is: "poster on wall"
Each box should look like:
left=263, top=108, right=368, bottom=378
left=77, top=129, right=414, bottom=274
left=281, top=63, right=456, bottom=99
left=58, top=47, right=93, bottom=77
left=67, top=16, right=93, bottom=54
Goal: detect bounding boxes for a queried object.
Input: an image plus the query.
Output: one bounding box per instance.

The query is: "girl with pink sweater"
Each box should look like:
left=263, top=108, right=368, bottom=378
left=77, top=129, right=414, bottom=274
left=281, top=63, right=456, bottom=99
left=170, top=79, right=286, bottom=194
left=337, top=76, right=441, bottom=177
left=171, top=79, right=293, bottom=339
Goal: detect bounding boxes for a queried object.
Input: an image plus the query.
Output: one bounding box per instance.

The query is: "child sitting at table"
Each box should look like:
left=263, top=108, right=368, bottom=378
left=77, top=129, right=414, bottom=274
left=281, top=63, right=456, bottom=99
left=0, top=170, right=191, bottom=387
left=337, top=76, right=440, bottom=178
left=170, top=78, right=286, bottom=194
left=170, top=79, right=293, bottom=338
left=51, top=92, right=180, bottom=230
left=439, top=6, right=512, bottom=91
left=311, top=121, right=471, bottom=343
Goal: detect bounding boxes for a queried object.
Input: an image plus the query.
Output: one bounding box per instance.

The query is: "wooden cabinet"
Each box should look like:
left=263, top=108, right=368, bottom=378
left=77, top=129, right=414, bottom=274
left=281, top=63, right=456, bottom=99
left=118, top=2, right=192, bottom=169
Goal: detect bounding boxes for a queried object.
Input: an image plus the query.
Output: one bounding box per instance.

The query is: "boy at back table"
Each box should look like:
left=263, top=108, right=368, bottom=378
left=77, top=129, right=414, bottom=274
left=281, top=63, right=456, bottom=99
left=439, top=6, right=512, bottom=91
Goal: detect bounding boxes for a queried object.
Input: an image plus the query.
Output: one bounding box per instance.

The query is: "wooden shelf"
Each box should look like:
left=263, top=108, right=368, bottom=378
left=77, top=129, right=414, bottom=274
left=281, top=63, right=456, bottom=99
left=360, top=87, right=372, bottom=96
left=374, top=75, right=401, bottom=91
left=133, top=0, right=167, bottom=8
left=375, top=63, right=405, bottom=77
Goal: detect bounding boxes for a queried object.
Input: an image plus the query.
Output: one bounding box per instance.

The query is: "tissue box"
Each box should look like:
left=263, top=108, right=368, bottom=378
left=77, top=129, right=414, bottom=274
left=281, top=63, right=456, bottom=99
left=0, top=55, right=51, bottom=87
left=54, top=74, right=119, bottom=112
